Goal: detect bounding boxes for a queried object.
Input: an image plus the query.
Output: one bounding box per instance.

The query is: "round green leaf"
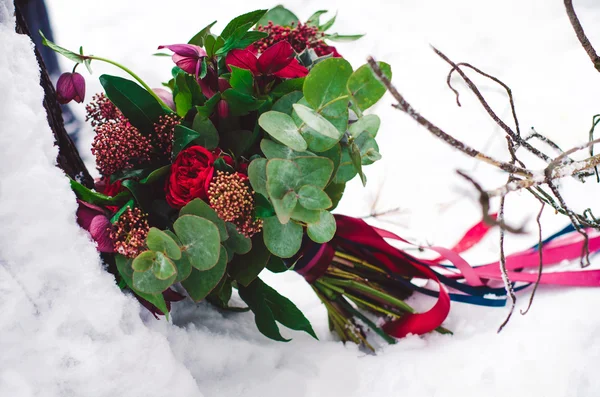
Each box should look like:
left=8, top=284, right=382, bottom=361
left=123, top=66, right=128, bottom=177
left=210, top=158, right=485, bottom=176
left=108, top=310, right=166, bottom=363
left=258, top=111, right=307, bottom=152
left=132, top=267, right=176, bottom=295
left=272, top=190, right=298, bottom=224
left=307, top=210, right=336, bottom=243
left=266, top=159, right=301, bottom=199
left=181, top=246, right=228, bottom=302
left=298, top=185, right=332, bottom=210
left=303, top=58, right=353, bottom=111
left=173, top=252, right=193, bottom=283
left=146, top=227, right=181, bottom=260
left=354, top=132, right=381, bottom=166
left=290, top=203, right=321, bottom=224
left=180, top=198, right=228, bottom=242
left=173, top=215, right=221, bottom=270
left=294, top=156, right=334, bottom=189
left=260, top=139, right=315, bottom=160
left=348, top=114, right=381, bottom=138
left=152, top=251, right=177, bottom=280
left=272, top=91, right=303, bottom=115
left=248, top=158, right=268, bottom=197
left=132, top=251, right=155, bottom=272
left=263, top=216, right=303, bottom=258
left=293, top=104, right=341, bottom=140
left=347, top=62, right=392, bottom=111
left=225, top=222, right=252, bottom=255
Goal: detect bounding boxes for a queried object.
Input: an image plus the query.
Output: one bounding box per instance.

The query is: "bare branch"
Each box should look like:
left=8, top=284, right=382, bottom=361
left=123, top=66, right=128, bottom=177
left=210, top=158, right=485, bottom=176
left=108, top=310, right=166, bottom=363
left=521, top=202, right=545, bottom=315
left=564, top=0, right=600, bottom=73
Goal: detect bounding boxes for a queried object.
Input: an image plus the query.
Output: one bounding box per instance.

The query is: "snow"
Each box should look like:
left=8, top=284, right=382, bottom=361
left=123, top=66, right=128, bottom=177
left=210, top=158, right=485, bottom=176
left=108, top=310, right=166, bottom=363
left=2, top=0, right=600, bottom=396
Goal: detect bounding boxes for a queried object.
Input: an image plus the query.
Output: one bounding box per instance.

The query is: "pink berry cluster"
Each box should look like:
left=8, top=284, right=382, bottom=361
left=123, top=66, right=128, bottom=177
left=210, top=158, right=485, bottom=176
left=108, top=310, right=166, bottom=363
left=254, top=21, right=335, bottom=57
left=110, top=207, right=150, bottom=258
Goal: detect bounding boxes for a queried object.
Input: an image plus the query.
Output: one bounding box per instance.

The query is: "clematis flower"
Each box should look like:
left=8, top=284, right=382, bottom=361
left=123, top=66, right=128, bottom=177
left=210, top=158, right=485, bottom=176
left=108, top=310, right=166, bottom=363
left=225, top=41, right=308, bottom=79
left=56, top=72, right=85, bottom=104
left=158, top=44, right=207, bottom=77
left=76, top=200, right=114, bottom=253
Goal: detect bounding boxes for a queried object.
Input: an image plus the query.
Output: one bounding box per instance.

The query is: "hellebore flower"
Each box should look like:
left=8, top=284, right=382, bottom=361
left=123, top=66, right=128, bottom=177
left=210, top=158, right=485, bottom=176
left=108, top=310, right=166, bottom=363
left=225, top=41, right=308, bottom=79
left=56, top=72, right=85, bottom=104
left=152, top=88, right=176, bottom=111
left=158, top=44, right=207, bottom=77
left=76, top=200, right=114, bottom=252
left=199, top=77, right=231, bottom=118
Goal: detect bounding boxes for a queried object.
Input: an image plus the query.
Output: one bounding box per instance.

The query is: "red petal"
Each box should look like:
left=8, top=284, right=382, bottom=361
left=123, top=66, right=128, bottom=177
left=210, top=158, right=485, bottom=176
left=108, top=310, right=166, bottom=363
left=226, top=49, right=259, bottom=75
left=158, top=44, right=205, bottom=57
left=257, top=41, right=295, bottom=75
left=273, top=58, right=309, bottom=79
left=173, top=54, right=198, bottom=75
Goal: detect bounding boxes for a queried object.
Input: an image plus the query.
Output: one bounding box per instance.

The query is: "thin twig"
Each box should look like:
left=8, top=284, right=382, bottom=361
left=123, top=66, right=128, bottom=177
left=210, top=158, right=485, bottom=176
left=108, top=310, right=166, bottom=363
left=521, top=202, right=546, bottom=315
left=497, top=195, right=516, bottom=333
left=564, top=0, right=600, bottom=73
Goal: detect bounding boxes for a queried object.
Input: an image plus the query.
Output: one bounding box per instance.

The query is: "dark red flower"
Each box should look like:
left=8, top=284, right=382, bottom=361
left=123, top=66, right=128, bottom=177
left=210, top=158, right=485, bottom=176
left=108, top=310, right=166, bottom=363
left=225, top=41, right=308, bottom=79
left=56, top=72, right=85, bottom=104
left=76, top=200, right=114, bottom=253
left=166, top=146, right=216, bottom=208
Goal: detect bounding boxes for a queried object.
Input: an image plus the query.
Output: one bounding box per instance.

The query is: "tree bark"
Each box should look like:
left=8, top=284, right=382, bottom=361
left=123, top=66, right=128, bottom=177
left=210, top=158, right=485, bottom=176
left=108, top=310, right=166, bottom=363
left=14, top=2, right=94, bottom=189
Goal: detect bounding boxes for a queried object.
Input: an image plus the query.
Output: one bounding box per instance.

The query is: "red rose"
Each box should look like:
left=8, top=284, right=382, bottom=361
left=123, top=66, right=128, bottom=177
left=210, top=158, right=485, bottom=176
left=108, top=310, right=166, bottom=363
left=166, top=146, right=216, bottom=208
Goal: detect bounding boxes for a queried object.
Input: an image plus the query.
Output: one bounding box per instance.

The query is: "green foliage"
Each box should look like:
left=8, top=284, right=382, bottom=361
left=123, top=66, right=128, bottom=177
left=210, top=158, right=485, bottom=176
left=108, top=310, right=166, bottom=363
left=196, top=93, right=221, bottom=118
left=298, top=185, right=332, bottom=210
left=248, top=158, right=268, bottom=197
left=40, top=30, right=84, bottom=64
left=188, top=21, right=217, bottom=46
left=262, top=216, right=303, bottom=258
left=229, top=235, right=271, bottom=286
left=173, top=215, right=221, bottom=270
left=180, top=198, right=228, bottom=241
left=222, top=89, right=264, bottom=116
left=258, top=111, right=307, bottom=152
left=347, top=62, right=392, bottom=111
left=221, top=9, right=268, bottom=39
left=69, top=178, right=129, bottom=206
left=239, top=278, right=317, bottom=342
left=224, top=222, right=252, bottom=255
left=306, top=210, right=337, bottom=243
left=146, top=227, right=181, bottom=260
left=181, top=246, right=228, bottom=302
left=229, top=66, right=255, bottom=96
left=257, top=5, right=299, bottom=27
left=99, top=75, right=167, bottom=133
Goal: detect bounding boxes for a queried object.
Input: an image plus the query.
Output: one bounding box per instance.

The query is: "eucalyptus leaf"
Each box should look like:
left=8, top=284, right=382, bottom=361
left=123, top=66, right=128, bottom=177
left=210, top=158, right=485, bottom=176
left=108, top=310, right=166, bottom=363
left=303, top=58, right=353, bottom=112
left=266, top=159, right=301, bottom=199
left=271, top=190, right=298, bottom=224
left=298, top=185, right=332, bottom=210
left=181, top=246, right=228, bottom=302
left=258, top=111, right=307, bottom=152
left=248, top=158, right=268, bottom=197
left=224, top=222, right=252, bottom=255
left=347, top=62, right=392, bottom=111
left=307, top=210, right=337, bottom=243
left=294, top=156, right=334, bottom=188
left=263, top=216, right=303, bottom=258
left=180, top=198, right=228, bottom=242
left=350, top=142, right=366, bottom=186
left=173, top=215, right=221, bottom=270
left=229, top=235, right=271, bottom=286
left=293, top=104, right=341, bottom=140
left=132, top=265, right=176, bottom=294
left=260, top=139, right=314, bottom=160
left=348, top=114, right=380, bottom=138
left=146, top=227, right=182, bottom=260
left=272, top=91, right=303, bottom=115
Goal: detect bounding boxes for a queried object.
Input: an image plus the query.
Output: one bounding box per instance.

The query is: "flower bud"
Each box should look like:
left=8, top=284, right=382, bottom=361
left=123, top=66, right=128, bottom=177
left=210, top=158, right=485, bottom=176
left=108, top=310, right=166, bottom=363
left=152, top=88, right=176, bottom=111
left=56, top=72, right=85, bottom=104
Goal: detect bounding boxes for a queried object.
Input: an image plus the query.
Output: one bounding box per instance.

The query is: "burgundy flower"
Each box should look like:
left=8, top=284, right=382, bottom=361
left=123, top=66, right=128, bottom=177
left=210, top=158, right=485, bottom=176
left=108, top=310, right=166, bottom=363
left=76, top=200, right=114, bottom=253
left=56, top=72, right=85, bottom=104
left=158, top=44, right=207, bottom=77
left=199, top=77, right=231, bottom=118
left=166, top=146, right=217, bottom=209
left=225, top=41, right=308, bottom=79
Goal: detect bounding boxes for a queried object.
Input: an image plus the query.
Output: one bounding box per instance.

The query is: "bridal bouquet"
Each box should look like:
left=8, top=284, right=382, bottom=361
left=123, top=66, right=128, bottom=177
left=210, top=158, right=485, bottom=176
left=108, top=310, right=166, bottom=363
left=43, top=5, right=600, bottom=351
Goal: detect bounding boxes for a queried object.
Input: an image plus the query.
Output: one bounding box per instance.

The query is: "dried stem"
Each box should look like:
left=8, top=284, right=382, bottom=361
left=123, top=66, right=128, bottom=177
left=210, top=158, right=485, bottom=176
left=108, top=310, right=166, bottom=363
left=521, top=202, right=545, bottom=315
left=497, top=195, right=516, bottom=333
left=564, top=0, right=600, bottom=73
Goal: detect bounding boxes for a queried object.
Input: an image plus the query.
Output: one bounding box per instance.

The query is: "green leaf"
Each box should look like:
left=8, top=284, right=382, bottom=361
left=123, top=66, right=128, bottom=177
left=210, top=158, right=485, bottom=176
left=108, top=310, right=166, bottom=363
left=109, top=167, right=153, bottom=183
left=350, top=142, right=366, bottom=186
left=354, top=131, right=381, bottom=165
left=303, top=58, right=353, bottom=112
left=298, top=185, right=332, bottom=210
left=259, top=111, right=307, bottom=152
left=69, top=177, right=130, bottom=206
left=173, top=251, right=193, bottom=283
left=325, top=33, right=365, bottom=42
left=188, top=20, right=217, bottom=46
left=271, top=78, right=305, bottom=98
left=219, top=129, right=254, bottom=157
left=99, top=74, right=167, bottom=133
left=222, top=89, right=263, bottom=116
left=254, top=194, right=275, bottom=218
left=319, top=144, right=341, bottom=184
left=307, top=210, right=336, bottom=243
left=110, top=199, right=134, bottom=224
left=139, top=165, right=171, bottom=185
left=181, top=246, right=228, bottom=302
left=196, top=92, right=221, bottom=118
left=132, top=251, right=177, bottom=280
left=172, top=125, right=200, bottom=158
left=217, top=21, right=255, bottom=55
left=248, top=158, right=268, bottom=197
left=206, top=277, right=234, bottom=308
left=229, top=66, right=255, bottom=96
left=293, top=103, right=341, bottom=140
left=347, top=62, right=392, bottom=111
left=224, top=222, right=252, bottom=255
left=239, top=278, right=317, bottom=341
left=257, top=5, right=299, bottom=27
left=221, top=9, right=268, bottom=39
left=115, top=254, right=169, bottom=316
left=39, top=30, right=83, bottom=64
left=306, top=10, right=328, bottom=26
left=174, top=73, right=192, bottom=117
left=263, top=216, right=303, bottom=258
left=290, top=203, right=320, bottom=224
left=146, top=227, right=182, bottom=260
left=173, top=215, right=221, bottom=270
left=324, top=182, right=345, bottom=210
left=292, top=97, right=347, bottom=153
left=348, top=114, right=380, bottom=138
left=229, top=235, right=271, bottom=286
left=294, top=156, right=334, bottom=188
left=266, top=255, right=288, bottom=273
left=132, top=251, right=154, bottom=272
left=272, top=190, right=298, bottom=224
left=272, top=91, right=303, bottom=115
left=333, top=144, right=358, bottom=184
left=238, top=279, right=290, bottom=342
left=132, top=260, right=176, bottom=294
left=180, top=199, right=228, bottom=241
left=191, top=115, right=219, bottom=149
left=260, top=139, right=314, bottom=160
left=231, top=31, right=269, bottom=51
left=266, top=159, right=300, bottom=199
left=320, top=13, right=337, bottom=31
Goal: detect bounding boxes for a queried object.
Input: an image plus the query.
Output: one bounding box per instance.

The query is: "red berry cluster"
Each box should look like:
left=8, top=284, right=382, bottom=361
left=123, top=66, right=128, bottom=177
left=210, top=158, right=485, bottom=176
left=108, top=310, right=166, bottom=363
left=254, top=21, right=335, bottom=57
left=110, top=207, right=149, bottom=258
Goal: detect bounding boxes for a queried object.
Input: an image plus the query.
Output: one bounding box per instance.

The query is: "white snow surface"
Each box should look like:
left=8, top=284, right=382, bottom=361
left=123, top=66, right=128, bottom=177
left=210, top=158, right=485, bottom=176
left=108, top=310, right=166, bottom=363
left=1, top=0, right=600, bottom=396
